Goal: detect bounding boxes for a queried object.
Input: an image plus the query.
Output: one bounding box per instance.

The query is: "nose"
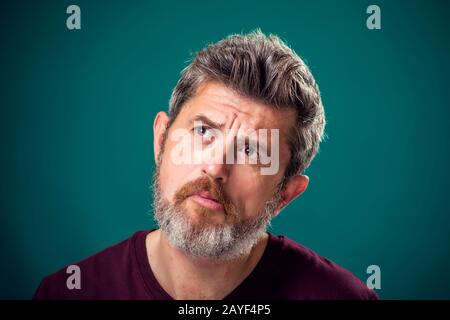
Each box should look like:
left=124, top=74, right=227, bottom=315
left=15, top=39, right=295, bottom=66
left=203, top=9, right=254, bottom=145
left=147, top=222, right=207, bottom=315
left=200, top=114, right=240, bottom=183
left=201, top=162, right=229, bottom=183
left=200, top=139, right=234, bottom=183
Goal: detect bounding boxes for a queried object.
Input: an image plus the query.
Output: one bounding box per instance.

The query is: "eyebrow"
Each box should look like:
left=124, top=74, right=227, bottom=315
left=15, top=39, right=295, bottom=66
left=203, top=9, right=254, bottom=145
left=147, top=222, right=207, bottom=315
left=191, top=114, right=226, bottom=130
left=190, top=113, right=270, bottom=154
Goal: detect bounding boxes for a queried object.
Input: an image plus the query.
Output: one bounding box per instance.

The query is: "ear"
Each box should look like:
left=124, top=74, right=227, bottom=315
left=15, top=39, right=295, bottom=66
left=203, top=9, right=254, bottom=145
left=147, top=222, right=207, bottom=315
left=273, top=175, right=309, bottom=217
left=153, top=111, right=170, bottom=163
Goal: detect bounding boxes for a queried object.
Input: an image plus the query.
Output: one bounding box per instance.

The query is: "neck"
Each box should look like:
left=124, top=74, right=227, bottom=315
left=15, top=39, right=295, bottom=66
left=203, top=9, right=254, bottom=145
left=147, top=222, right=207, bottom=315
left=146, top=228, right=268, bottom=300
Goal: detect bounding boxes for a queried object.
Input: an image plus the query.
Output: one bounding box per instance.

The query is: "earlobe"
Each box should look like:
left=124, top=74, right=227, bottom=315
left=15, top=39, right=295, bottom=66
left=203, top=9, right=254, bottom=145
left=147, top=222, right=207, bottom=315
left=274, top=175, right=310, bottom=216
left=273, top=199, right=288, bottom=217
left=153, top=111, right=170, bottom=163
left=290, top=175, right=309, bottom=201
left=296, top=175, right=309, bottom=195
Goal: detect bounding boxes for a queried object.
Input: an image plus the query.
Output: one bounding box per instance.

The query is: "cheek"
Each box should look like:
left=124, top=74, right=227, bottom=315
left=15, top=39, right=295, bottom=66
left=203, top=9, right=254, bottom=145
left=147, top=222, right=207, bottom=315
left=230, top=170, right=278, bottom=218
left=159, top=147, right=199, bottom=201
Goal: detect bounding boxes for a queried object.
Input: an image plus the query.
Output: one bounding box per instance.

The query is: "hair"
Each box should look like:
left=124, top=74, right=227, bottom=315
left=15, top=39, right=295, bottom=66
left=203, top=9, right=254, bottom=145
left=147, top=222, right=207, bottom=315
left=168, top=30, right=326, bottom=181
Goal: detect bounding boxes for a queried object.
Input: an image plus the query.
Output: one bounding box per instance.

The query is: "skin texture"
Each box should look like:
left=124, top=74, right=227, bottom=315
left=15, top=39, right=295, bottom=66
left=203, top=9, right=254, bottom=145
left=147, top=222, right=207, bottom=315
left=147, top=81, right=310, bottom=299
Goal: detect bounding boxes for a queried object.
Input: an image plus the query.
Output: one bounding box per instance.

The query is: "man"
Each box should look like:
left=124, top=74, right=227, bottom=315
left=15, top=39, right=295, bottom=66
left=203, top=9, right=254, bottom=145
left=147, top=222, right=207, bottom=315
left=34, top=31, right=379, bottom=300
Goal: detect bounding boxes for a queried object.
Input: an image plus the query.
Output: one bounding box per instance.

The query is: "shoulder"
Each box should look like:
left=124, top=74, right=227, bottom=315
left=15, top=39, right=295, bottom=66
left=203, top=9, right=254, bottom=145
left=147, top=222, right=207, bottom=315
left=268, top=233, right=379, bottom=300
left=33, top=230, right=148, bottom=300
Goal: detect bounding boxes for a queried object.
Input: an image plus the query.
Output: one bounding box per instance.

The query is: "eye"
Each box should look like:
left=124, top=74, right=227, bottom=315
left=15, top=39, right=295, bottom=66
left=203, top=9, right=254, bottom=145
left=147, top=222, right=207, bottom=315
left=194, top=125, right=213, bottom=140
left=243, top=143, right=259, bottom=161
left=245, top=145, right=254, bottom=156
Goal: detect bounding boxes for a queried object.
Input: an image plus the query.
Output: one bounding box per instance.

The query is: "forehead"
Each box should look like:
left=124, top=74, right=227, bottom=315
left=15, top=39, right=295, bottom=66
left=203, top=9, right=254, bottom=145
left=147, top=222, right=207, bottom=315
left=177, top=81, right=297, bottom=134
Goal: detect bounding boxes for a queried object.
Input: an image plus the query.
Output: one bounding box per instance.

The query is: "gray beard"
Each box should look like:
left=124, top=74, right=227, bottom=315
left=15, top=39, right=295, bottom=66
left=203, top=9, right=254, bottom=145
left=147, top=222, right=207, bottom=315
left=152, top=169, right=281, bottom=260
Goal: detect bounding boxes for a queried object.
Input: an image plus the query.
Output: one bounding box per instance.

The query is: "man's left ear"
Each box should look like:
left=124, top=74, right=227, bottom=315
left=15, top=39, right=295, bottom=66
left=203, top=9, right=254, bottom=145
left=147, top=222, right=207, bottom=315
left=274, top=175, right=309, bottom=216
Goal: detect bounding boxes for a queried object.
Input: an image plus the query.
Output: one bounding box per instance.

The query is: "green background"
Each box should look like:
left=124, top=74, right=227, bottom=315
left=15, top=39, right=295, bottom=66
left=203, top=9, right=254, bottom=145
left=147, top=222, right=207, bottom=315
left=1, top=0, right=449, bottom=299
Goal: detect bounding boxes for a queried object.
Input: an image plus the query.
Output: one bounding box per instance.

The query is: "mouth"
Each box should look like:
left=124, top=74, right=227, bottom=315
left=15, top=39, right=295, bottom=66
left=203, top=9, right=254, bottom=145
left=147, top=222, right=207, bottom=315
left=189, top=192, right=224, bottom=211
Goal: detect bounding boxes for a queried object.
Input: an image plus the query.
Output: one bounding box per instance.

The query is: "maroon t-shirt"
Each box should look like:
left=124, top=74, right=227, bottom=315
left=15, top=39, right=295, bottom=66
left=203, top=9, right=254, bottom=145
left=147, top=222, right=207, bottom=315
left=33, top=229, right=379, bottom=300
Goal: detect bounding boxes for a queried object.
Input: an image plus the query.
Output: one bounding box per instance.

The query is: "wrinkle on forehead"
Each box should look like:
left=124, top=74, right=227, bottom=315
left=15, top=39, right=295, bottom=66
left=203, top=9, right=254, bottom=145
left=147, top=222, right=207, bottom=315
left=183, top=81, right=296, bottom=133
left=174, top=81, right=296, bottom=169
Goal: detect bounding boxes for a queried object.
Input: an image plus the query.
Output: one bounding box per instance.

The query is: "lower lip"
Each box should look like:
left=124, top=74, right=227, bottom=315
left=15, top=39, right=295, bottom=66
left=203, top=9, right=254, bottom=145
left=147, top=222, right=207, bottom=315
left=189, top=195, right=224, bottom=211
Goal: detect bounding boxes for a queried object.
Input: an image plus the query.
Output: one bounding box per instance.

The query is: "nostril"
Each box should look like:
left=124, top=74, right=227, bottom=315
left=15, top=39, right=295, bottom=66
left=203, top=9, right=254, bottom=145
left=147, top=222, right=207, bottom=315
left=201, top=167, right=227, bottom=184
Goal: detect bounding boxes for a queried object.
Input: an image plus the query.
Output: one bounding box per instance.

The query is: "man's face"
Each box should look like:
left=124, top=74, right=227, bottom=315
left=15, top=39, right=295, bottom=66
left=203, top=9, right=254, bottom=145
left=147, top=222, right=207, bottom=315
left=153, top=81, right=298, bottom=259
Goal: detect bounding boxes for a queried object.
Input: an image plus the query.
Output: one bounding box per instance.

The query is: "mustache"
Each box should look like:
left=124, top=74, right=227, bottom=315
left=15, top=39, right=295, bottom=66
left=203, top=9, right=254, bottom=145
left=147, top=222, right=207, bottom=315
left=173, top=177, right=237, bottom=217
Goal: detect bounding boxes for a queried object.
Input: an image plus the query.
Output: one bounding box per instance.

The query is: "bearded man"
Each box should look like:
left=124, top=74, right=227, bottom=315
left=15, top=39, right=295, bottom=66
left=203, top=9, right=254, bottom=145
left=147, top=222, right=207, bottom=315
left=34, top=31, right=379, bottom=300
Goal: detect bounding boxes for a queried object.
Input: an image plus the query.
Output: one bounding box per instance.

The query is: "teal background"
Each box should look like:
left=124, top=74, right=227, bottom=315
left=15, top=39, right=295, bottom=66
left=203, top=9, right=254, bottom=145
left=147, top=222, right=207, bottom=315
left=1, top=0, right=449, bottom=299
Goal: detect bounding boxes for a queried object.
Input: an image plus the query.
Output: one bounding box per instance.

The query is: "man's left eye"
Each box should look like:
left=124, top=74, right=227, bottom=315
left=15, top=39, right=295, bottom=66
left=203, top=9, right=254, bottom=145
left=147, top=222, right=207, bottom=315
left=244, top=144, right=259, bottom=159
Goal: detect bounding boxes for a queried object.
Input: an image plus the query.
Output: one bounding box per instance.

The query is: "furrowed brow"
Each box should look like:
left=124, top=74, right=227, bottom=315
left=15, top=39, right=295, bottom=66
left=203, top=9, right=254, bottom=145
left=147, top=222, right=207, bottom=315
left=191, top=114, right=225, bottom=130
